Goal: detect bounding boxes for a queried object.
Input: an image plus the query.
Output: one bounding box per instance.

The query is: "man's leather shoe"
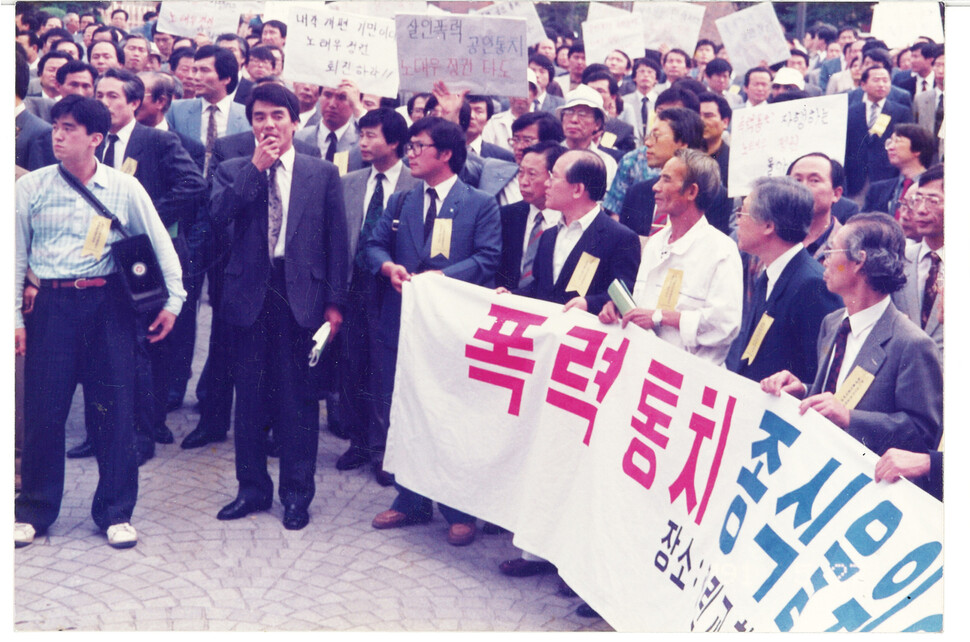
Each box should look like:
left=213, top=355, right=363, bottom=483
left=447, top=522, right=476, bottom=546
left=576, top=602, right=600, bottom=618
left=499, top=558, right=556, bottom=577
left=483, top=522, right=507, bottom=535
left=371, top=509, right=431, bottom=530
left=373, top=460, right=395, bottom=486
left=152, top=423, right=175, bottom=445
left=335, top=447, right=369, bottom=471
left=66, top=439, right=95, bottom=459
left=557, top=578, right=578, bottom=598
left=217, top=496, right=272, bottom=520
left=135, top=449, right=154, bottom=467
left=282, top=505, right=309, bottom=530
left=180, top=426, right=227, bottom=449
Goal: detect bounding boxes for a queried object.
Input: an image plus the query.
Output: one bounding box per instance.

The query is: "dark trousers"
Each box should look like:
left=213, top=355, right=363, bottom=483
left=167, top=268, right=204, bottom=402
left=194, top=259, right=234, bottom=436
left=229, top=262, right=319, bottom=508
left=17, top=278, right=139, bottom=532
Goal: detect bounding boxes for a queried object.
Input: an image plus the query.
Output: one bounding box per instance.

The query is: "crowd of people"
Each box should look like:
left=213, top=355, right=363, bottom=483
left=14, top=2, right=943, bottom=623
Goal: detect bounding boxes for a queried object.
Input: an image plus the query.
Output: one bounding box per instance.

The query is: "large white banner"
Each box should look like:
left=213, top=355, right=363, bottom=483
left=728, top=94, right=849, bottom=198
left=633, top=2, right=706, bottom=56
left=869, top=2, right=944, bottom=49
left=157, top=1, right=263, bottom=39
left=475, top=1, right=547, bottom=49
left=715, top=2, right=790, bottom=75
left=582, top=15, right=645, bottom=68
left=386, top=275, right=943, bottom=633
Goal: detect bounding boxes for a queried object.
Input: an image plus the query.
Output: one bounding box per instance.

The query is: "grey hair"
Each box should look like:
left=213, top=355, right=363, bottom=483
left=841, top=212, right=908, bottom=294
left=674, top=148, right=721, bottom=212
left=138, top=71, right=182, bottom=109
left=747, top=176, right=814, bottom=243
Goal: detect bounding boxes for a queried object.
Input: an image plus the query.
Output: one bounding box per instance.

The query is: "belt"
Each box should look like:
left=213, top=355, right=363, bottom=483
left=40, top=277, right=109, bottom=289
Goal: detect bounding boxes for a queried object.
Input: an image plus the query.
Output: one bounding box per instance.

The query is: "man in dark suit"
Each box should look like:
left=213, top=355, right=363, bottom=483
left=892, top=42, right=938, bottom=99
left=364, top=117, right=501, bottom=547
left=863, top=123, right=935, bottom=217
left=583, top=69, right=636, bottom=158
left=466, top=95, right=516, bottom=162
left=294, top=80, right=365, bottom=173
left=211, top=83, right=348, bottom=530
left=847, top=49, right=912, bottom=110
left=844, top=66, right=913, bottom=197
left=334, top=108, right=420, bottom=483
left=762, top=212, right=942, bottom=457
left=15, top=52, right=50, bottom=168
left=730, top=177, right=841, bottom=384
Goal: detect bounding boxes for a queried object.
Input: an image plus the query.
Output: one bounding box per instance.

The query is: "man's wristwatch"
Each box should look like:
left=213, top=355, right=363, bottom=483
left=652, top=309, right=663, bottom=329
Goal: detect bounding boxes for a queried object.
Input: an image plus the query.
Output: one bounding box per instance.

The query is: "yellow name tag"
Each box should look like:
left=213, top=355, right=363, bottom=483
left=869, top=113, right=891, bottom=137
left=728, top=85, right=741, bottom=94
left=121, top=157, right=138, bottom=175
left=430, top=218, right=452, bottom=259
left=741, top=313, right=774, bottom=364
left=333, top=150, right=349, bottom=176
left=834, top=366, right=875, bottom=410
left=565, top=251, right=600, bottom=298
left=656, top=268, right=683, bottom=311
left=599, top=131, right=617, bottom=149
left=81, top=216, right=113, bottom=260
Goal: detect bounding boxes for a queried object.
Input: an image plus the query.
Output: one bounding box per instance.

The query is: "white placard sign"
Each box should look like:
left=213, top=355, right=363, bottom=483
left=287, top=5, right=399, bottom=98
left=328, top=1, right=431, bottom=17
left=396, top=14, right=529, bottom=96
left=633, top=2, right=706, bottom=55
left=157, top=1, right=262, bottom=39
left=716, top=3, right=790, bottom=75
left=476, top=2, right=547, bottom=48
left=728, top=94, right=849, bottom=197
left=869, top=2, right=944, bottom=49
left=582, top=15, right=645, bottom=67
left=586, top=1, right=631, bottom=24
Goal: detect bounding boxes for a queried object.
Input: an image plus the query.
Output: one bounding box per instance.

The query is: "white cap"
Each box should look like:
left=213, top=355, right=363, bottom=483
left=772, top=67, right=805, bottom=91
left=556, top=84, right=606, bottom=121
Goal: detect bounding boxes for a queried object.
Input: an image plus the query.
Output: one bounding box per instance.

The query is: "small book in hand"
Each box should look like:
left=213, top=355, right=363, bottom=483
left=608, top=279, right=636, bottom=317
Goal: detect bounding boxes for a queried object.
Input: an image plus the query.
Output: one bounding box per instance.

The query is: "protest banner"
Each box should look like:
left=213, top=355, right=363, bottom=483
left=869, top=2, right=945, bottom=49
left=727, top=94, right=848, bottom=198
left=328, top=1, right=431, bottom=17
left=715, top=2, right=790, bottom=75
left=157, top=1, right=262, bottom=39
left=396, top=14, right=529, bottom=96
left=633, top=2, right=706, bottom=55
left=287, top=4, right=399, bottom=98
left=585, top=1, right=631, bottom=24
left=582, top=15, right=644, bottom=68
left=475, top=2, right=547, bottom=49
left=385, top=275, right=942, bottom=632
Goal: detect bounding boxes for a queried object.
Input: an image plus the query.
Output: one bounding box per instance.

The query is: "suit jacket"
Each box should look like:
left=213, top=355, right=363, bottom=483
left=496, top=201, right=530, bottom=289
left=890, top=243, right=943, bottom=352
left=817, top=57, right=843, bottom=93
left=166, top=98, right=251, bottom=141
left=620, top=177, right=733, bottom=237
left=294, top=121, right=365, bottom=173
left=15, top=108, right=50, bottom=168
left=893, top=72, right=934, bottom=98
left=362, top=178, right=502, bottom=349
left=23, top=96, right=54, bottom=123
left=513, top=210, right=640, bottom=314
left=847, top=86, right=912, bottom=110
left=208, top=130, right=321, bottom=180
left=809, top=303, right=942, bottom=456
left=538, top=93, right=565, bottom=114
left=479, top=140, right=516, bottom=163
left=211, top=153, right=348, bottom=329
left=863, top=176, right=906, bottom=215
left=477, top=157, right=519, bottom=199
left=832, top=196, right=860, bottom=224
left=341, top=164, right=420, bottom=267
left=232, top=77, right=255, bottom=106
left=913, top=89, right=943, bottom=162
left=844, top=100, right=913, bottom=196
left=731, top=249, right=842, bottom=384
left=601, top=117, right=636, bottom=155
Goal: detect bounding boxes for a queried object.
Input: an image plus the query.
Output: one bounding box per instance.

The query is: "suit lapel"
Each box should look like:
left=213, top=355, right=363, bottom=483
left=124, top=124, right=145, bottom=163
left=285, top=154, right=309, bottom=245
left=405, top=185, right=426, bottom=256
left=554, top=212, right=602, bottom=292
left=846, top=304, right=892, bottom=377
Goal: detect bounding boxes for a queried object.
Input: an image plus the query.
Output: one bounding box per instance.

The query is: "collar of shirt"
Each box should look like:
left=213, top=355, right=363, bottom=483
left=535, top=90, right=546, bottom=105
left=203, top=93, right=234, bottom=115
left=423, top=173, right=459, bottom=220
left=275, top=144, right=296, bottom=174
left=917, top=240, right=943, bottom=265
left=559, top=204, right=599, bottom=233
left=530, top=203, right=562, bottom=230
left=845, top=295, right=891, bottom=339
left=764, top=243, right=804, bottom=300
left=468, top=136, right=483, bottom=156
left=114, top=117, right=137, bottom=148
left=88, top=160, right=113, bottom=189
left=322, top=118, right=353, bottom=146
left=15, top=102, right=25, bottom=118
left=659, top=215, right=710, bottom=259
left=916, top=70, right=935, bottom=89
left=862, top=96, right=886, bottom=113
left=371, top=159, right=403, bottom=190
left=154, top=118, right=169, bottom=131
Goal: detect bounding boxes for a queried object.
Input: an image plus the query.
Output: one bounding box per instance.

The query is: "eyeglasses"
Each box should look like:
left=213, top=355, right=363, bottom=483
left=509, top=136, right=539, bottom=147
left=644, top=130, right=671, bottom=144
left=910, top=194, right=944, bottom=209
left=561, top=107, right=596, bottom=121
left=896, top=199, right=913, bottom=214
left=820, top=248, right=851, bottom=257
left=883, top=136, right=910, bottom=150
left=404, top=141, right=435, bottom=155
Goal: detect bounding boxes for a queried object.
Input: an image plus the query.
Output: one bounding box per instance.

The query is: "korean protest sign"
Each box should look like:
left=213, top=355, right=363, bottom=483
left=633, top=2, right=706, bottom=56
left=715, top=3, right=791, bottom=75
left=727, top=94, right=848, bottom=198
left=582, top=14, right=645, bottom=69
left=385, top=275, right=942, bottom=632
left=157, top=1, right=263, bottom=39
left=328, top=1, right=433, bottom=17
left=869, top=2, right=944, bottom=50
left=475, top=2, right=547, bottom=49
left=396, top=14, right=529, bottom=97
left=586, top=1, right=631, bottom=24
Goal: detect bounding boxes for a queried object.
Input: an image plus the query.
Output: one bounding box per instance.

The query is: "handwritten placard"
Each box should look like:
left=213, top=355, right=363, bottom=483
left=582, top=14, right=644, bottom=67
left=476, top=1, right=547, bottom=48
left=157, top=1, right=263, bottom=39
left=328, top=1, right=432, bottom=17
left=586, top=2, right=631, bottom=24
left=715, top=2, right=790, bottom=75
left=633, top=2, right=706, bottom=55
left=869, top=2, right=944, bottom=49
left=396, top=14, right=528, bottom=96
left=727, top=94, right=848, bottom=197
left=287, top=5, right=399, bottom=98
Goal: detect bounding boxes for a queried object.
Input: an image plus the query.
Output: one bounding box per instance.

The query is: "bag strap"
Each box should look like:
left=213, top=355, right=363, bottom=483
left=56, top=163, right=131, bottom=239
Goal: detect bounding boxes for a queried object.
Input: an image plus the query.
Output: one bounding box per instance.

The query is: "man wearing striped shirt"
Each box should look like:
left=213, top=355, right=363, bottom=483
left=14, top=96, right=185, bottom=550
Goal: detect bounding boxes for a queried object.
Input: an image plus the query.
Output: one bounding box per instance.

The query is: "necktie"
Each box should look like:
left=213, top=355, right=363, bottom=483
left=921, top=252, right=941, bottom=328
left=101, top=133, right=119, bottom=168
left=204, top=104, right=218, bottom=174
left=325, top=131, right=338, bottom=163
left=355, top=172, right=385, bottom=269
left=823, top=318, right=853, bottom=394
left=266, top=160, right=283, bottom=258
left=867, top=102, right=879, bottom=129
left=641, top=96, right=649, bottom=131
left=424, top=187, right=438, bottom=241
left=532, top=98, right=540, bottom=112
left=921, top=79, right=928, bottom=92
left=934, top=93, right=944, bottom=136
left=893, top=177, right=913, bottom=220
left=518, top=211, right=545, bottom=288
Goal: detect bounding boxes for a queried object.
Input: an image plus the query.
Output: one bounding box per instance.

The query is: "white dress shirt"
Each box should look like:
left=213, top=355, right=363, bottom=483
left=361, top=160, right=404, bottom=224
left=423, top=174, right=459, bottom=223
left=522, top=204, right=562, bottom=262
left=103, top=118, right=137, bottom=170
left=271, top=146, right=295, bottom=258
left=200, top=94, right=234, bottom=146
left=862, top=96, right=887, bottom=125
left=764, top=243, right=804, bottom=300
left=316, top=118, right=353, bottom=154
left=480, top=110, right=516, bottom=152
left=552, top=205, right=599, bottom=282
left=826, top=295, right=892, bottom=391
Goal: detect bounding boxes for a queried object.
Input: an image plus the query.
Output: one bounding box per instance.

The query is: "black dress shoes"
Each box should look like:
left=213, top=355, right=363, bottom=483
left=499, top=558, right=556, bottom=577
left=181, top=425, right=228, bottom=449
left=152, top=423, right=175, bottom=444
left=66, top=439, right=95, bottom=459
left=217, top=496, right=272, bottom=520
left=373, top=459, right=395, bottom=486
left=335, top=447, right=370, bottom=471
left=576, top=602, right=600, bottom=618
left=282, top=504, right=309, bottom=530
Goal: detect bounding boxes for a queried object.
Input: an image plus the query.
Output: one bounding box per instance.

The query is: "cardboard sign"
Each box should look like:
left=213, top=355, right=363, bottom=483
left=715, top=3, right=790, bottom=75
left=869, top=2, right=944, bottom=49
left=475, top=1, right=546, bottom=48
left=157, top=1, right=263, bottom=39
left=633, top=2, right=706, bottom=55
left=582, top=15, right=645, bottom=70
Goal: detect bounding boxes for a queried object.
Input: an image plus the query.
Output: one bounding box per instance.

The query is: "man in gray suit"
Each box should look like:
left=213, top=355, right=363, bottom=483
left=333, top=108, right=420, bottom=484
left=912, top=48, right=943, bottom=162
left=15, top=51, right=50, bottom=168
left=294, top=79, right=365, bottom=173
left=762, top=212, right=942, bottom=458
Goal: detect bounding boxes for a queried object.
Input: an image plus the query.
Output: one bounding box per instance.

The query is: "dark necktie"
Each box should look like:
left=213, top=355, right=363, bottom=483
left=424, top=187, right=438, bottom=242
left=893, top=177, right=913, bottom=220
left=867, top=102, right=879, bottom=129
left=934, top=93, right=944, bottom=136
left=823, top=318, right=853, bottom=394
left=355, top=172, right=385, bottom=268
left=921, top=252, right=941, bottom=329
left=325, top=131, right=338, bottom=163
left=532, top=98, right=540, bottom=112
left=102, top=133, right=119, bottom=168
left=518, top=210, right=545, bottom=288
left=266, top=160, right=283, bottom=258
left=921, top=79, right=928, bottom=92
left=641, top=96, right=649, bottom=131
left=204, top=104, right=218, bottom=174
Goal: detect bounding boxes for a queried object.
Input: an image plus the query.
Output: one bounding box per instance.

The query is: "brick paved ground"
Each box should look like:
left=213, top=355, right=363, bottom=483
left=13, top=299, right=612, bottom=632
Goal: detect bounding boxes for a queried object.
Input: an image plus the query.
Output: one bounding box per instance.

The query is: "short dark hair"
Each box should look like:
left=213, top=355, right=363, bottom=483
left=38, top=50, right=72, bottom=76
left=111, top=9, right=129, bottom=20
left=860, top=39, right=889, bottom=58
left=564, top=150, right=607, bottom=201
left=17, top=30, right=40, bottom=51
left=216, top=33, right=249, bottom=65
left=789, top=49, right=810, bottom=66
left=249, top=44, right=278, bottom=64
left=860, top=65, right=890, bottom=84
left=92, top=25, right=123, bottom=44
left=892, top=124, right=938, bottom=168
left=655, top=87, right=700, bottom=113
left=409, top=117, right=467, bottom=174
left=511, top=111, right=564, bottom=143
left=40, top=28, right=73, bottom=50
left=703, top=57, right=732, bottom=77
left=786, top=152, right=846, bottom=191
left=262, top=20, right=287, bottom=39
left=748, top=176, right=815, bottom=243
left=697, top=91, right=732, bottom=121
left=196, top=44, right=239, bottom=93
left=838, top=25, right=859, bottom=39
left=657, top=107, right=704, bottom=149
left=358, top=107, right=409, bottom=157
left=694, top=39, right=716, bottom=54
left=51, top=94, right=111, bottom=137
left=862, top=48, right=892, bottom=74
left=815, top=24, right=838, bottom=45
left=15, top=50, right=29, bottom=101
left=633, top=57, right=662, bottom=77
left=56, top=59, right=97, bottom=86
left=407, top=92, right=433, bottom=118
left=744, top=66, right=772, bottom=87
left=89, top=40, right=124, bottom=65
left=52, top=38, right=83, bottom=59
left=466, top=95, right=494, bottom=120
left=522, top=140, right=566, bottom=172
left=529, top=53, right=555, bottom=80
left=245, top=82, right=300, bottom=123
left=168, top=46, right=196, bottom=71
left=663, top=48, right=691, bottom=67
left=140, top=71, right=182, bottom=110
left=97, top=67, right=144, bottom=104
left=568, top=41, right=585, bottom=57
left=583, top=69, right=618, bottom=96
left=918, top=163, right=943, bottom=188
left=768, top=89, right=810, bottom=104
left=671, top=77, right=706, bottom=97
left=842, top=212, right=907, bottom=294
